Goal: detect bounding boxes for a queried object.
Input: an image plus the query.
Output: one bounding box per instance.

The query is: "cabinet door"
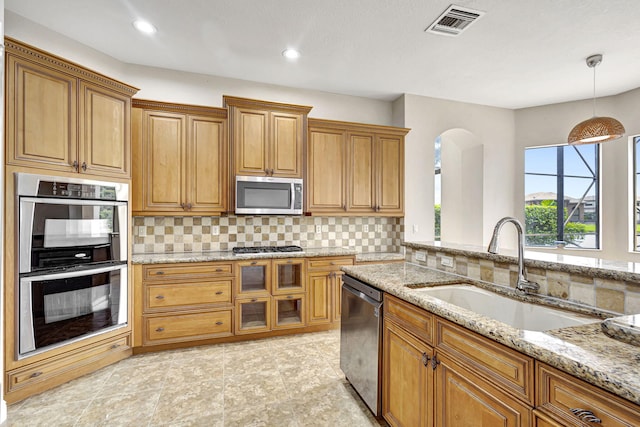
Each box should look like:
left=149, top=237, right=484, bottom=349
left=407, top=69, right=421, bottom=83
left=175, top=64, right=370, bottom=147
left=272, top=259, right=305, bottom=295
left=79, top=82, right=131, bottom=178
left=187, top=115, right=227, bottom=212
left=233, top=107, right=269, bottom=176
left=273, top=294, right=305, bottom=329
left=307, top=128, right=347, bottom=213
left=347, top=132, right=375, bottom=212
left=435, top=353, right=532, bottom=427
left=6, top=55, right=77, bottom=171
left=141, top=111, right=187, bottom=211
left=236, top=260, right=271, bottom=296
left=376, top=135, right=404, bottom=214
left=235, top=297, right=272, bottom=334
left=307, top=271, right=332, bottom=325
left=382, top=320, right=433, bottom=427
left=270, top=112, right=303, bottom=177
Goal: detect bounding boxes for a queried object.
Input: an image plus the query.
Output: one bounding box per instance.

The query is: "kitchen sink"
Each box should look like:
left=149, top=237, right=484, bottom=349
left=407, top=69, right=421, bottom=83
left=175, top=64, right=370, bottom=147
left=412, top=284, right=600, bottom=331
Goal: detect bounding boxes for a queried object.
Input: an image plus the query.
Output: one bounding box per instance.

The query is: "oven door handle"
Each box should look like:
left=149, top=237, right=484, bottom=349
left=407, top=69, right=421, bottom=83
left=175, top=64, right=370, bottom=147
left=20, top=197, right=127, bottom=206
left=22, top=263, right=127, bottom=282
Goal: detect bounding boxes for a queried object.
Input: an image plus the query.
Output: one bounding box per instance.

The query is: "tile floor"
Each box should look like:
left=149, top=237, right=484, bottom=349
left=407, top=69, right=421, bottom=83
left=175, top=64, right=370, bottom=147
left=6, top=330, right=388, bottom=426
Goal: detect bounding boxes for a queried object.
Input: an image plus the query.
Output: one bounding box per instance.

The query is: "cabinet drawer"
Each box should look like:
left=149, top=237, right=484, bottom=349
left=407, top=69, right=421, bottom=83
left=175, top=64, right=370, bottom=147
left=436, top=318, right=534, bottom=404
left=143, top=262, right=233, bottom=281
left=384, top=294, right=434, bottom=345
left=307, top=257, right=354, bottom=270
left=146, top=280, right=232, bottom=310
left=145, top=310, right=232, bottom=344
left=536, top=362, right=640, bottom=426
left=7, top=334, right=130, bottom=393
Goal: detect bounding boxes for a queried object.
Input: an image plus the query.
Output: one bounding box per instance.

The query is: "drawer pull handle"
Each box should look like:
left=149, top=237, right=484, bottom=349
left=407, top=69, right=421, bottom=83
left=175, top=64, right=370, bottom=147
left=155, top=295, right=165, bottom=299
left=570, top=409, right=601, bottom=423
left=215, top=268, right=223, bottom=272
left=330, top=262, right=336, bottom=265
left=155, top=327, right=165, bottom=332
left=155, top=271, right=164, bottom=275
left=286, top=295, right=294, bottom=299
left=251, top=298, right=258, bottom=302
left=215, top=321, right=224, bottom=326
left=430, top=355, right=440, bottom=370
left=215, top=291, right=224, bottom=295
left=287, top=260, right=293, bottom=264
left=110, top=344, right=121, bottom=349
left=29, top=371, right=43, bottom=379
left=421, top=352, right=430, bottom=366
left=250, top=261, right=258, bottom=265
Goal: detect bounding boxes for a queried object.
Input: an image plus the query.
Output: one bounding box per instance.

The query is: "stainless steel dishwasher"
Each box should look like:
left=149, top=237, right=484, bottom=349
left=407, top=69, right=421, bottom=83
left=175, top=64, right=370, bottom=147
left=340, top=274, right=383, bottom=416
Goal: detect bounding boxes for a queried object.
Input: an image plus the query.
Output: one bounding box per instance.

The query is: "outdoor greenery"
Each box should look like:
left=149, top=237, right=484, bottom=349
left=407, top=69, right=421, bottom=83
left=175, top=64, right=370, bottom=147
left=524, top=204, right=588, bottom=246
left=434, top=204, right=441, bottom=240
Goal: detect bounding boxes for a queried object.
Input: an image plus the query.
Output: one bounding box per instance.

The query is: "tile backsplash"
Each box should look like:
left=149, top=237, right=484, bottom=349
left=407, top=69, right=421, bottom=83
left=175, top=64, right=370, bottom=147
left=133, top=215, right=404, bottom=254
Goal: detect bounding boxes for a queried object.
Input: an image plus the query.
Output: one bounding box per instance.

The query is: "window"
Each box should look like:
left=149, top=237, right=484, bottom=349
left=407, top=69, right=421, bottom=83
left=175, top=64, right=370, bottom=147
left=434, top=136, right=441, bottom=241
left=524, top=144, right=599, bottom=249
left=634, top=136, right=640, bottom=250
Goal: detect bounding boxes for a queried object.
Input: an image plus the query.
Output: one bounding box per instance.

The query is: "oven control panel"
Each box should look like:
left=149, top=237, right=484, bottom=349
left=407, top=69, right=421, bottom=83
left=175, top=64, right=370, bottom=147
left=37, top=181, right=117, bottom=200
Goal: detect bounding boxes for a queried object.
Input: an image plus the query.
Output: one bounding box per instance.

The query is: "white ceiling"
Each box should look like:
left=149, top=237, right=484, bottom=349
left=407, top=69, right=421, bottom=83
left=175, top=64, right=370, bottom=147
left=5, top=0, right=640, bottom=109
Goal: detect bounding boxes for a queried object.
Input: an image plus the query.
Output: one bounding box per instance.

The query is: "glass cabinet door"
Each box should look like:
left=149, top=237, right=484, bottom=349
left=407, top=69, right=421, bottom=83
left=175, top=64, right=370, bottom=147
left=272, top=259, right=305, bottom=295
left=237, top=260, right=271, bottom=296
left=273, top=294, right=305, bottom=329
left=235, top=297, right=271, bottom=334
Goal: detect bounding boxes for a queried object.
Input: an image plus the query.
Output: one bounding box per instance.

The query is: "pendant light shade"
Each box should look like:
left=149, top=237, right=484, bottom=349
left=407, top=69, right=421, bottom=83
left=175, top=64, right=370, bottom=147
left=567, top=54, right=625, bottom=145
left=567, top=116, right=626, bottom=145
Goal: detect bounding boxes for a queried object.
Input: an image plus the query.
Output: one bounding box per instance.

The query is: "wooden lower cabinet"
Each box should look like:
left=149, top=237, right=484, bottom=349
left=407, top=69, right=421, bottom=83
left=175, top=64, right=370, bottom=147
left=383, top=319, right=434, bottom=427
left=534, top=410, right=565, bottom=427
left=6, top=333, right=131, bottom=403
left=536, top=362, right=640, bottom=426
left=383, top=294, right=533, bottom=427
left=145, top=310, right=232, bottom=345
left=306, top=257, right=354, bottom=325
left=435, top=353, right=532, bottom=427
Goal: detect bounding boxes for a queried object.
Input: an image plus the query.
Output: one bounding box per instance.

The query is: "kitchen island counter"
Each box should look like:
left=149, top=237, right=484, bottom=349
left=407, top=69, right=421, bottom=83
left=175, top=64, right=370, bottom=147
left=341, top=262, right=640, bottom=406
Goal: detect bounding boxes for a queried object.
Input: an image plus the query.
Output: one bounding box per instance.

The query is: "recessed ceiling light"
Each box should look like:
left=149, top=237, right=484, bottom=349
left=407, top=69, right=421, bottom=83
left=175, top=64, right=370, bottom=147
left=282, top=48, right=300, bottom=59
left=133, top=19, right=157, bottom=34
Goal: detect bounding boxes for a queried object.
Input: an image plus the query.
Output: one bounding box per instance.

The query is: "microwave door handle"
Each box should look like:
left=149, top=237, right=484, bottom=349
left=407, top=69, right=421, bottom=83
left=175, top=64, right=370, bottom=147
left=290, top=182, right=295, bottom=210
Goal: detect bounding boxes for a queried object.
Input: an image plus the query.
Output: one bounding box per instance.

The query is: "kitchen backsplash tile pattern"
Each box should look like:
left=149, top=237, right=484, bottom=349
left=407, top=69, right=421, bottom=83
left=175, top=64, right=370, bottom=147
left=132, top=216, right=403, bottom=254
left=405, top=247, right=640, bottom=315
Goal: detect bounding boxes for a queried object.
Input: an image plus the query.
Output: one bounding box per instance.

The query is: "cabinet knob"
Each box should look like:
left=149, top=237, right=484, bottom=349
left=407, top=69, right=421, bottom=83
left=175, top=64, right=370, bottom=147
left=180, top=203, right=186, bottom=210
left=215, top=291, right=224, bottom=295
left=430, top=355, right=440, bottom=370
left=251, top=298, right=258, bottom=302
left=81, top=161, right=87, bottom=172
left=342, top=204, right=347, bottom=211
left=570, top=409, right=602, bottom=424
left=421, top=352, right=430, bottom=366
left=155, top=295, right=165, bottom=300
left=29, top=371, right=43, bottom=379
left=330, top=261, right=336, bottom=265
left=155, top=327, right=165, bottom=332
left=72, top=160, right=79, bottom=171
left=215, top=321, right=224, bottom=326
left=186, top=203, right=192, bottom=210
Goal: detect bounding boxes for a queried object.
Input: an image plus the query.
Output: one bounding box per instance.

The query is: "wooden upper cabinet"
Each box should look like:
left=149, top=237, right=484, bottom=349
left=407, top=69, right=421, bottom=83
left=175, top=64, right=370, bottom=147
left=306, top=118, right=409, bottom=216
left=79, top=82, right=131, bottom=177
left=224, top=96, right=311, bottom=178
left=307, top=124, right=347, bottom=213
left=132, top=100, right=228, bottom=215
left=347, top=132, right=376, bottom=212
left=5, top=38, right=138, bottom=178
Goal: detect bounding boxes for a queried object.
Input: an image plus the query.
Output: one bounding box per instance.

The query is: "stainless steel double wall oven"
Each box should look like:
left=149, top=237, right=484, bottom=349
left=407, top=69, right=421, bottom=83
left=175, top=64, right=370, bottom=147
left=16, top=173, right=129, bottom=358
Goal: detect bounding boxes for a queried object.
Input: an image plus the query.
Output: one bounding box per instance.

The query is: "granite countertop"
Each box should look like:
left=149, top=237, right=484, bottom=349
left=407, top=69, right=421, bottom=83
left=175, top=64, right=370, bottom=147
left=341, top=262, right=640, bottom=406
left=132, top=247, right=359, bottom=264
left=132, top=248, right=405, bottom=265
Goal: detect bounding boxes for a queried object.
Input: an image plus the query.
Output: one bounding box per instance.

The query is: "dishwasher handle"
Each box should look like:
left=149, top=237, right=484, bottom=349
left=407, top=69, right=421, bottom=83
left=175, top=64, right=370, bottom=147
left=343, top=282, right=383, bottom=310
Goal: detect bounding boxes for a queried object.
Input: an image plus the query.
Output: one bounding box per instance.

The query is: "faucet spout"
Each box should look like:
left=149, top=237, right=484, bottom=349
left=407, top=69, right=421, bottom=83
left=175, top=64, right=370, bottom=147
left=487, top=217, right=540, bottom=294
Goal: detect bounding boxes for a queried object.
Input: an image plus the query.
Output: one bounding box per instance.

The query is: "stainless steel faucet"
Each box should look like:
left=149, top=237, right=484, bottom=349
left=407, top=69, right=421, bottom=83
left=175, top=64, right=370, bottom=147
left=487, top=217, right=540, bottom=294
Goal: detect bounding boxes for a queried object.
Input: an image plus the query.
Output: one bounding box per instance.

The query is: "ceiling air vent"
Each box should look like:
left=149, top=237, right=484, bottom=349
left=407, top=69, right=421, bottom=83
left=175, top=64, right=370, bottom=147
left=425, top=5, right=485, bottom=36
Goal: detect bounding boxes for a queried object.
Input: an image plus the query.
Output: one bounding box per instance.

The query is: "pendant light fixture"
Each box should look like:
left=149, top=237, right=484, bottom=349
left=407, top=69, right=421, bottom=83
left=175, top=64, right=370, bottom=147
left=567, top=54, right=625, bottom=145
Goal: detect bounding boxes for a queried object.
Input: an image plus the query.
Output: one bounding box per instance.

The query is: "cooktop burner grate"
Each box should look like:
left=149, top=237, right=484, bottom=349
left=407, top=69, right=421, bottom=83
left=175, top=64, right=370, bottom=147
left=232, top=245, right=303, bottom=254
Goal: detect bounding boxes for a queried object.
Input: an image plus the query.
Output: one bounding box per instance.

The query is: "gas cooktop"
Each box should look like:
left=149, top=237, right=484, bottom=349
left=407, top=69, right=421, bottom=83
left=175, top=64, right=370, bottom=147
left=232, top=245, right=304, bottom=254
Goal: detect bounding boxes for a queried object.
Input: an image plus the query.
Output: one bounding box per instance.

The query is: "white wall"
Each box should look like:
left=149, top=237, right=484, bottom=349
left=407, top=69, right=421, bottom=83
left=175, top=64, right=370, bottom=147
left=397, top=94, right=517, bottom=248
left=5, top=10, right=392, bottom=126
left=515, top=87, right=640, bottom=261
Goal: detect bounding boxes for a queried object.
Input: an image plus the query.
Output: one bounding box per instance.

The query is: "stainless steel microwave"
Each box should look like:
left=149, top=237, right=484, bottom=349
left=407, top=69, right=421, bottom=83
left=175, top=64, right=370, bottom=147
left=236, top=176, right=303, bottom=215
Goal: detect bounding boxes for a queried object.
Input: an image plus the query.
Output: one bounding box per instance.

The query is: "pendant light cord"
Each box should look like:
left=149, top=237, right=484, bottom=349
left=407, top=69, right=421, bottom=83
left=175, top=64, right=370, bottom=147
left=592, top=65, right=597, bottom=117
